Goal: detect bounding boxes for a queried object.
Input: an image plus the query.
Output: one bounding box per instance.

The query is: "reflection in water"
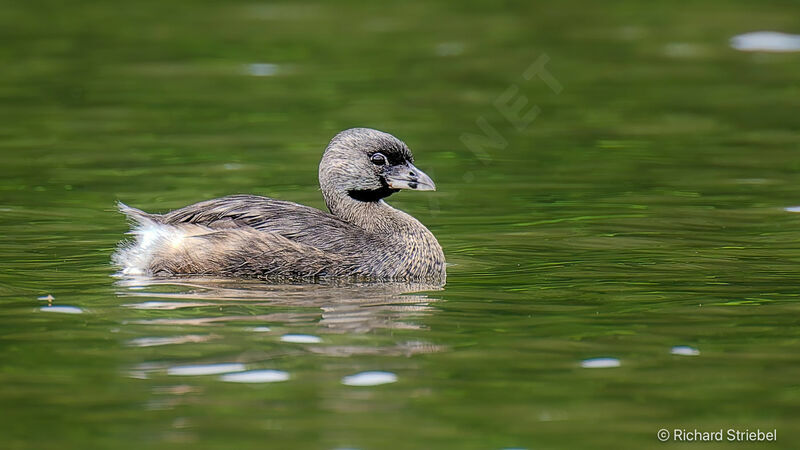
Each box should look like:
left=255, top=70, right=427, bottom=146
left=730, top=31, right=800, bottom=52
left=115, top=275, right=443, bottom=335
left=113, top=275, right=445, bottom=447
left=167, top=363, right=246, bottom=376
left=125, top=301, right=215, bottom=310
left=341, top=371, right=398, bottom=386
left=114, top=275, right=444, bottom=417
left=127, top=334, right=218, bottom=347
left=220, top=370, right=290, bottom=383
left=40, top=305, right=84, bottom=314
left=244, top=63, right=279, bottom=76
left=580, top=357, right=621, bottom=368
left=280, top=333, right=322, bottom=343
left=671, top=346, right=700, bottom=356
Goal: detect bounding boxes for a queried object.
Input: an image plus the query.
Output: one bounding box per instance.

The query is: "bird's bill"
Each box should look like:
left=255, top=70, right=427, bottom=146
left=385, top=162, right=436, bottom=191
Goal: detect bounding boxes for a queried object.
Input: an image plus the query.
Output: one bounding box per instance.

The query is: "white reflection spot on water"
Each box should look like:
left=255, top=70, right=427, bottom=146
left=167, top=363, right=246, bottom=376
left=784, top=206, right=800, bottom=213
left=125, top=301, right=212, bottom=310
left=435, top=42, right=465, bottom=56
left=341, top=371, right=398, bottom=386
left=280, top=334, right=322, bottom=343
left=127, top=334, right=215, bottom=347
left=663, top=42, right=706, bottom=58
left=734, top=178, right=771, bottom=185
left=252, top=326, right=271, bottom=332
left=671, top=346, right=700, bottom=356
left=730, top=31, right=800, bottom=52
left=245, top=63, right=278, bottom=76
left=40, top=306, right=83, bottom=314
left=220, top=370, right=290, bottom=383
left=580, top=358, right=621, bottom=368
left=37, top=294, right=55, bottom=301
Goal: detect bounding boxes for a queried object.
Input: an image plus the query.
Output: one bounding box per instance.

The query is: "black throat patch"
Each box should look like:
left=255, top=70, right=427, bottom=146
left=347, top=185, right=399, bottom=202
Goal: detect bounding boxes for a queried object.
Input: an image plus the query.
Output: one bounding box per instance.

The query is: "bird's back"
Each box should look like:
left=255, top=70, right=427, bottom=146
left=114, top=195, right=392, bottom=280
left=160, top=195, right=375, bottom=252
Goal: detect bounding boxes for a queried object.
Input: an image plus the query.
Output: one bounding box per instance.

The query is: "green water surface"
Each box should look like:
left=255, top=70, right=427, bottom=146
left=2, top=0, right=800, bottom=449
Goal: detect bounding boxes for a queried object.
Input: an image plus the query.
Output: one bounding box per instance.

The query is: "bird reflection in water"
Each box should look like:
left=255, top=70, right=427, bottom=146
left=117, top=275, right=443, bottom=333
left=117, top=275, right=446, bottom=381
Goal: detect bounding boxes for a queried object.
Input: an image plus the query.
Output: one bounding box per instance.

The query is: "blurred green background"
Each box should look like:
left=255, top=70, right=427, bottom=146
left=2, top=0, right=800, bottom=448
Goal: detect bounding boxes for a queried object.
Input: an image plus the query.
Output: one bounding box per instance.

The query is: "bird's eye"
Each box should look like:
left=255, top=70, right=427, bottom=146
left=370, top=153, right=387, bottom=166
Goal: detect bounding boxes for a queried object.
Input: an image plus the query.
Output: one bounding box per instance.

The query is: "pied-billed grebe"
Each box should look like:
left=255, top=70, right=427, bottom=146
left=113, top=128, right=445, bottom=282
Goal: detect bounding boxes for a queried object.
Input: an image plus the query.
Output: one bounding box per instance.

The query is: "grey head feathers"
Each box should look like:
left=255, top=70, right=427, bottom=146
left=320, top=128, right=410, bottom=206
left=320, top=128, right=435, bottom=213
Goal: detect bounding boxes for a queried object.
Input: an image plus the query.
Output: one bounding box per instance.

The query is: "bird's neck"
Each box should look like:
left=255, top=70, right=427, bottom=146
left=325, top=189, right=416, bottom=233
left=323, top=187, right=446, bottom=281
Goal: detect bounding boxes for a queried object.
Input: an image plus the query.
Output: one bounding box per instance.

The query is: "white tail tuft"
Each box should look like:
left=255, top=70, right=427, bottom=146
left=113, top=203, right=199, bottom=276
left=113, top=221, right=192, bottom=275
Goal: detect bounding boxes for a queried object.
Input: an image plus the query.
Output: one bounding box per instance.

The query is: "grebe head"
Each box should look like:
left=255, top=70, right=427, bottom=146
left=319, top=128, right=435, bottom=209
